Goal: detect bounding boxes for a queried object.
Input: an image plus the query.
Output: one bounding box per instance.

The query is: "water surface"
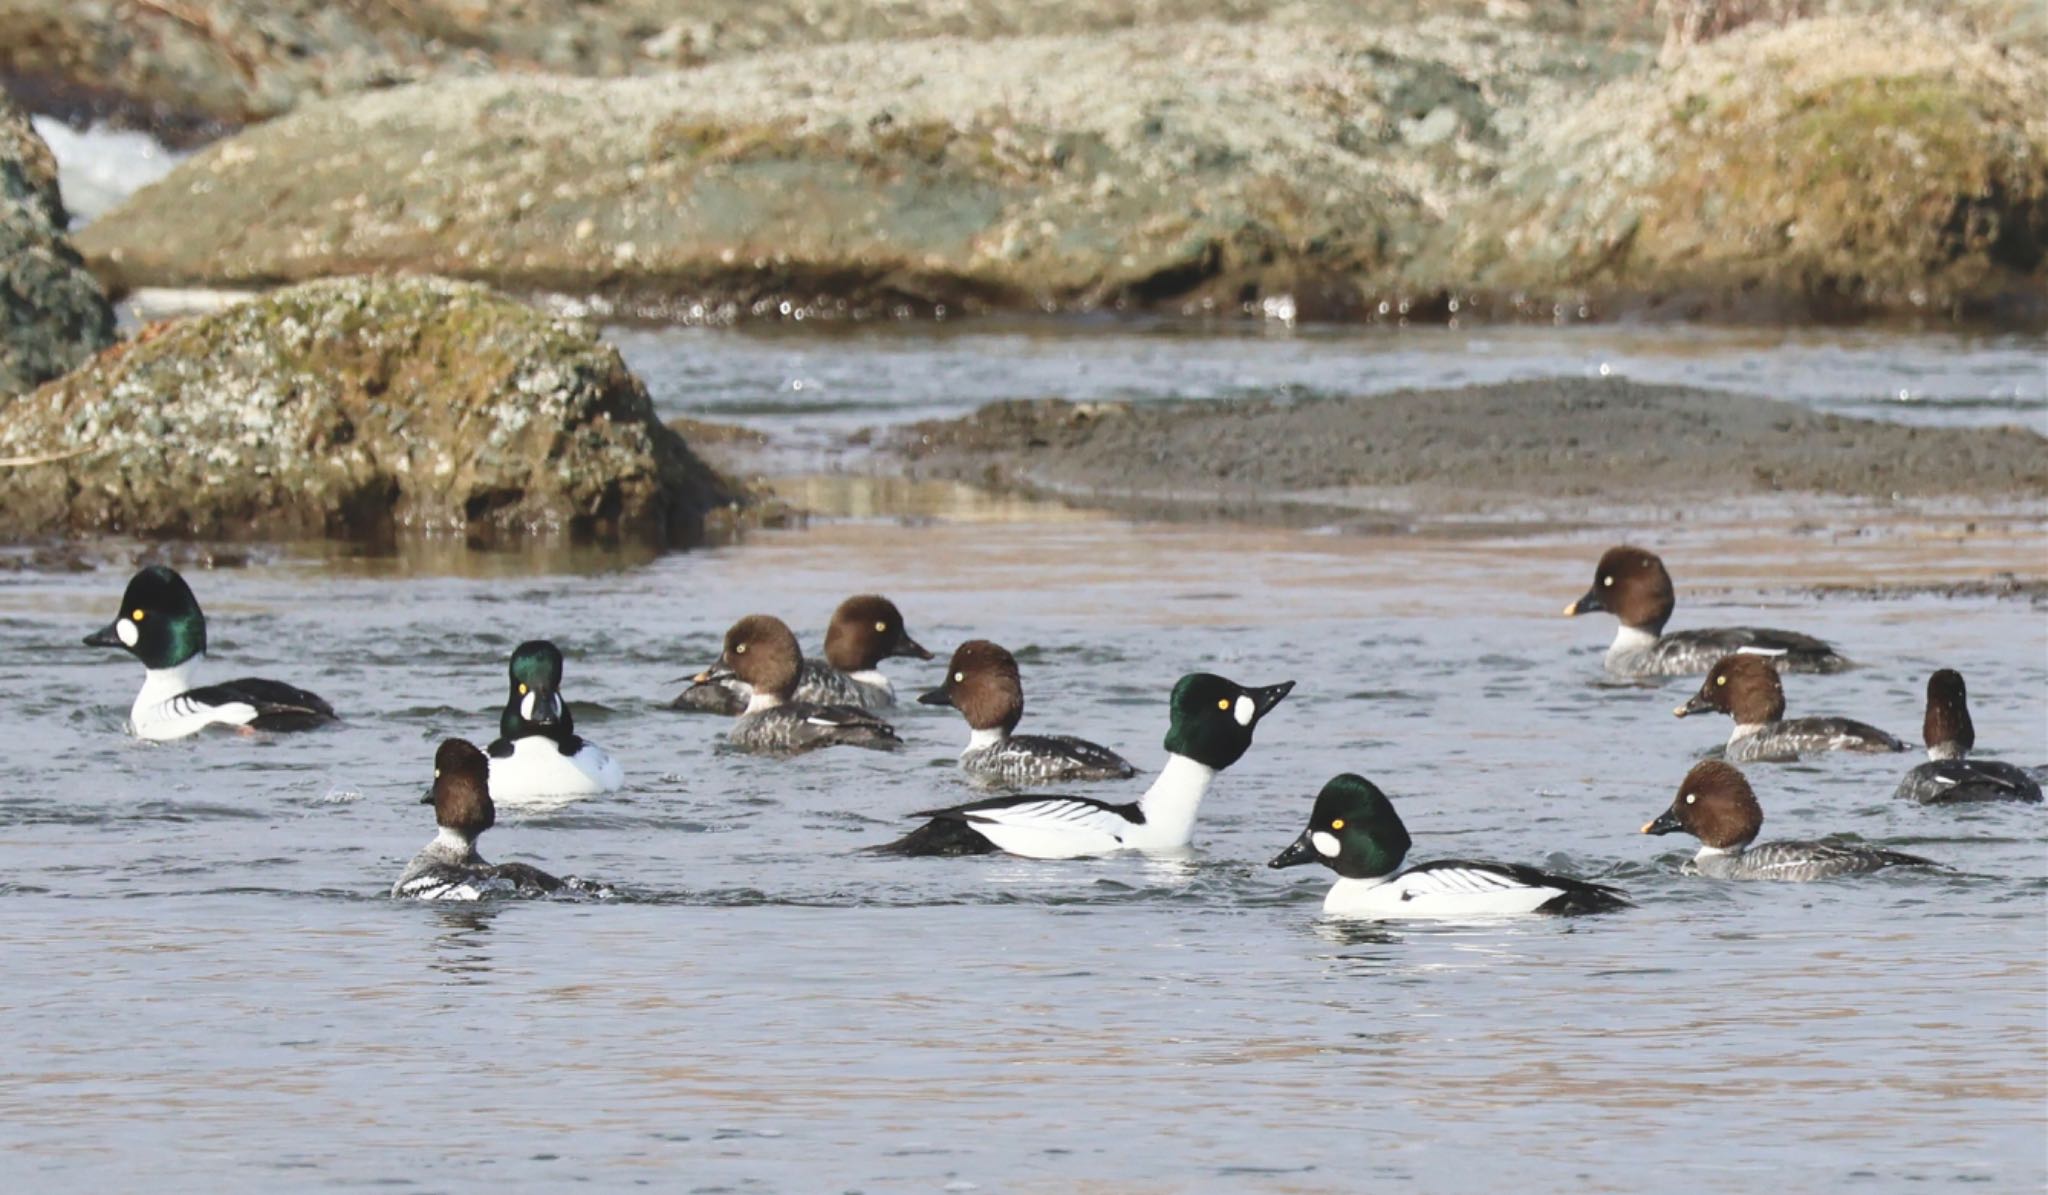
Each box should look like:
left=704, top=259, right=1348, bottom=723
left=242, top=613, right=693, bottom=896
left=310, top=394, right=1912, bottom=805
left=2, top=513, right=2042, bottom=1191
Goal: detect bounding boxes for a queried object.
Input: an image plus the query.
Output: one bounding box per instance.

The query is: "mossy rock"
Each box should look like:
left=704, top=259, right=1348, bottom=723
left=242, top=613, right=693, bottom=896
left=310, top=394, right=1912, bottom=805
left=0, top=274, right=737, bottom=543
left=1429, top=15, right=2048, bottom=318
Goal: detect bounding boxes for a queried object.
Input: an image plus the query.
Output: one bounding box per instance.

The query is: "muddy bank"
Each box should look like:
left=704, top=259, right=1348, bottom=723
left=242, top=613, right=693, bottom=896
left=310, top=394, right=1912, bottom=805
left=0, top=275, right=739, bottom=543
left=73, top=11, right=2046, bottom=324
left=883, top=379, right=2048, bottom=528
left=0, top=93, right=113, bottom=395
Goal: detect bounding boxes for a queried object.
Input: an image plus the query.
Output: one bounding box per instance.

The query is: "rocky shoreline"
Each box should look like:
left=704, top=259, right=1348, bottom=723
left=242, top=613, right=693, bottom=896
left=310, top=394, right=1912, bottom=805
left=56, top=10, right=2048, bottom=326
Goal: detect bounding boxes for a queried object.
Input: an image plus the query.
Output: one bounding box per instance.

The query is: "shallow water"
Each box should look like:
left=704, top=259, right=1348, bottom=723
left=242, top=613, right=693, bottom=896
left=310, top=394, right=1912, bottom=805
left=2, top=507, right=2043, bottom=1190
left=614, top=319, right=2048, bottom=452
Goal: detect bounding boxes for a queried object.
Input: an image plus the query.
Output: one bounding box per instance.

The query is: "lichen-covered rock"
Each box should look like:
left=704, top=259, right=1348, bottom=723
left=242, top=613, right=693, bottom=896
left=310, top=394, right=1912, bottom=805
left=0, top=275, right=736, bottom=542
left=74, top=19, right=1634, bottom=320
left=0, top=0, right=1629, bottom=144
left=1429, top=15, right=2048, bottom=319
left=1, top=91, right=114, bottom=395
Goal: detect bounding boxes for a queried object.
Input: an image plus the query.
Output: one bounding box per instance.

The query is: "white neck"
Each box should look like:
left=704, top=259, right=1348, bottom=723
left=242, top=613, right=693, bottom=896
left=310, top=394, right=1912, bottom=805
left=136, top=656, right=205, bottom=711
left=426, top=825, right=480, bottom=863
left=1606, top=624, right=1661, bottom=660
left=963, top=726, right=1007, bottom=754
left=1696, top=843, right=1742, bottom=859
left=847, top=668, right=891, bottom=693
left=1133, top=754, right=1216, bottom=849
left=1927, top=742, right=1964, bottom=761
left=742, top=690, right=785, bottom=715
left=1730, top=721, right=1770, bottom=742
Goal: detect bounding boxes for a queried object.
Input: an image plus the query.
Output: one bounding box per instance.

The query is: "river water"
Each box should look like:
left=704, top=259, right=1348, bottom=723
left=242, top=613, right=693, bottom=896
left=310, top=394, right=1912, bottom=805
left=5, top=130, right=2046, bottom=1193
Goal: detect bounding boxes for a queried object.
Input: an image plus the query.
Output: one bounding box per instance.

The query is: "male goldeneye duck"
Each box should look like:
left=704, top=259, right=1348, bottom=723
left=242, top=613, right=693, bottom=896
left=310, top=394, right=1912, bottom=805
left=485, top=639, right=624, bottom=804
left=918, top=639, right=1137, bottom=786
left=82, top=564, right=336, bottom=741
left=392, top=739, right=610, bottom=901
left=693, top=614, right=902, bottom=755
left=1564, top=546, right=1849, bottom=676
left=1643, top=760, right=1938, bottom=881
left=671, top=594, right=932, bottom=715
left=872, top=672, right=1292, bottom=858
left=1269, top=774, right=1628, bottom=918
left=1894, top=669, right=2042, bottom=804
left=1674, top=654, right=1905, bottom=763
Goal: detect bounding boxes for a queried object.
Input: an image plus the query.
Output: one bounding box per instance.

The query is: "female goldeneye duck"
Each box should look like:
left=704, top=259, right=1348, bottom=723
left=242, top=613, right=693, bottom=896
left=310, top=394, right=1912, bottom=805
left=1268, top=774, right=1628, bottom=918
left=392, top=739, right=610, bottom=901
left=692, top=614, right=902, bottom=755
left=1674, top=654, right=1906, bottom=763
left=918, top=639, right=1137, bottom=786
left=484, top=639, right=624, bottom=804
left=1643, top=760, right=1939, bottom=881
left=82, top=564, right=336, bottom=741
left=872, top=672, right=1293, bottom=859
left=671, top=594, right=932, bottom=714
left=1894, top=669, right=2043, bottom=804
left=1563, top=545, right=1849, bottom=676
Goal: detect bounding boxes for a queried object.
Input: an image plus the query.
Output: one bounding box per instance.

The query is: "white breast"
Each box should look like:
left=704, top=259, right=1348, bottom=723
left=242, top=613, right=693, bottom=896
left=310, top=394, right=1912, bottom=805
left=488, top=736, right=623, bottom=804
left=129, top=661, right=252, bottom=741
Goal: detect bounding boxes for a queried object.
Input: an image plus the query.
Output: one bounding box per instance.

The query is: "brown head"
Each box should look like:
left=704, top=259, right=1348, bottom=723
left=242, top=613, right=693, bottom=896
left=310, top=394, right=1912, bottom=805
left=1641, top=760, right=1764, bottom=849
left=1563, top=546, right=1676, bottom=634
left=822, top=594, right=932, bottom=672
left=918, top=639, right=1025, bottom=733
left=696, top=614, right=804, bottom=701
left=1922, top=669, right=1974, bottom=759
left=1674, top=654, right=1785, bottom=724
left=425, top=738, right=495, bottom=841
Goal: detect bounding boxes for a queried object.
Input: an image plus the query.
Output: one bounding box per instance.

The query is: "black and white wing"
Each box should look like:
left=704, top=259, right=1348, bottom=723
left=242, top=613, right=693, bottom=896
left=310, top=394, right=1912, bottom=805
left=1008, top=734, right=1139, bottom=780
left=1393, top=859, right=1631, bottom=915
left=910, top=792, right=1143, bottom=859
left=1897, top=759, right=2043, bottom=805
left=1661, top=627, right=1846, bottom=672
left=185, top=677, right=337, bottom=731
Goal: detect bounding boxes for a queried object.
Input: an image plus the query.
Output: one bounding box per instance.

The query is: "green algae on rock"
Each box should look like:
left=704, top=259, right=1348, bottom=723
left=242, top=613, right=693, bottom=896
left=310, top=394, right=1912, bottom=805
left=1427, top=15, right=2048, bottom=320
left=0, top=275, right=736, bottom=543
left=0, top=92, right=114, bottom=396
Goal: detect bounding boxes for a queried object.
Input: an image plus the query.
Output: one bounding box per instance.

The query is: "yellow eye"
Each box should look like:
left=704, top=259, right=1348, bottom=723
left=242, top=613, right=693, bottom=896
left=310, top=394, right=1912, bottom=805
left=1330, top=818, right=1345, bottom=830
left=1715, top=675, right=1726, bottom=686
left=875, top=621, right=888, bottom=633
left=518, top=683, right=528, bottom=694
left=954, top=672, right=965, bottom=683
left=1601, top=576, right=1613, bottom=587
left=1217, top=699, right=1230, bottom=710
left=434, top=768, right=441, bottom=778
left=131, top=609, right=145, bottom=621
left=1684, top=793, right=1696, bottom=805
left=735, top=642, right=747, bottom=654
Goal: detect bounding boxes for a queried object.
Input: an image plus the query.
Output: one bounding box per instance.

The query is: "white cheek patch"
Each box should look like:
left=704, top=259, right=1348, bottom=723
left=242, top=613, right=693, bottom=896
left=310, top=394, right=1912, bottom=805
left=1233, top=695, right=1255, bottom=727
left=116, top=620, right=139, bottom=648
left=1311, top=831, right=1340, bottom=857
left=520, top=691, right=537, bottom=719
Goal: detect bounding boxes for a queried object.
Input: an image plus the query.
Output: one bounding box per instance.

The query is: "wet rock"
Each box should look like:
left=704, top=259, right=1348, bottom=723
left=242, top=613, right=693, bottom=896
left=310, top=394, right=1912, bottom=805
left=0, top=275, right=738, bottom=542
left=0, top=92, right=114, bottom=396
left=890, top=380, right=2048, bottom=527
left=1426, top=15, right=2048, bottom=320
left=74, top=19, right=1636, bottom=319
